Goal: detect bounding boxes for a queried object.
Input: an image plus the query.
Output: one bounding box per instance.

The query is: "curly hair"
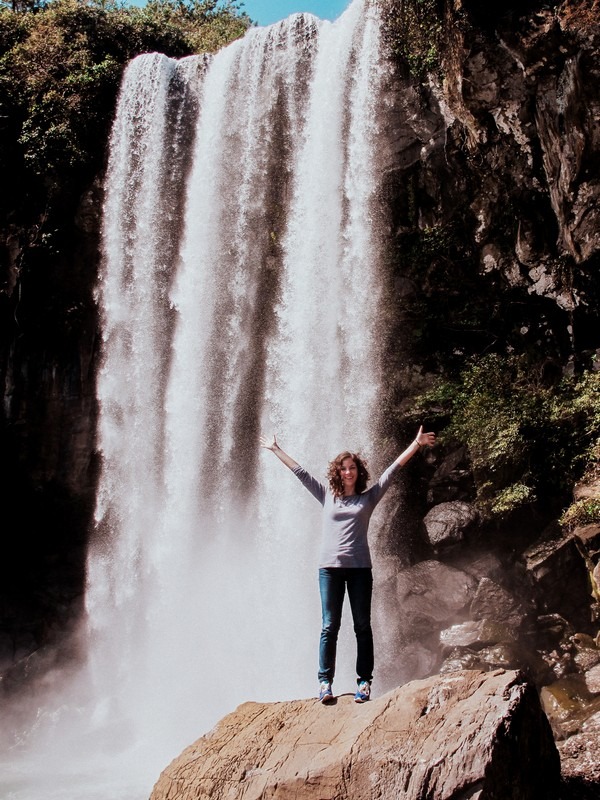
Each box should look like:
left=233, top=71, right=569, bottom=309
left=326, top=451, right=370, bottom=498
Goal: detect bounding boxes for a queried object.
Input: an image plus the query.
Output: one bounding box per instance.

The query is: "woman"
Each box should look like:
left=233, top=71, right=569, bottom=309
left=260, top=425, right=435, bottom=704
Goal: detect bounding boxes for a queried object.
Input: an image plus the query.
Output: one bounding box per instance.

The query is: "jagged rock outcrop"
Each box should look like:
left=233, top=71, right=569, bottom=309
left=374, top=414, right=600, bottom=795
left=374, top=9, right=600, bottom=742
left=150, top=669, right=559, bottom=800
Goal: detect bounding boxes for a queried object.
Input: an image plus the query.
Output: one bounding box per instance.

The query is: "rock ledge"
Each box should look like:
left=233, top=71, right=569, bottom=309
left=151, top=669, right=560, bottom=800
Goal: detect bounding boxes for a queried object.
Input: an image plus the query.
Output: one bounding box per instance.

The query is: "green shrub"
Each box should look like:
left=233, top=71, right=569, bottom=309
left=491, top=482, right=535, bottom=516
left=409, top=355, right=600, bottom=519
left=0, top=0, right=250, bottom=189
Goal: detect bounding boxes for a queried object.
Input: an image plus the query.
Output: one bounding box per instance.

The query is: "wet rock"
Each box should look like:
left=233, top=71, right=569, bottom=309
left=570, top=633, right=600, bottom=672
left=584, top=663, right=600, bottom=695
left=572, top=524, right=600, bottom=557
left=557, top=709, right=600, bottom=792
left=439, top=643, right=497, bottom=670
left=440, top=619, right=518, bottom=652
left=150, top=670, right=561, bottom=800
left=540, top=674, right=600, bottom=740
left=426, top=446, right=474, bottom=504
left=523, top=530, right=593, bottom=629
left=423, top=501, right=479, bottom=550
left=470, top=576, right=534, bottom=630
left=475, top=643, right=522, bottom=671
left=534, top=620, right=600, bottom=682
left=540, top=649, right=576, bottom=682
left=390, top=560, right=478, bottom=637
left=440, top=641, right=551, bottom=682
left=377, top=560, right=478, bottom=685
left=452, top=551, right=505, bottom=583
left=537, top=613, right=576, bottom=647
left=439, top=647, right=482, bottom=674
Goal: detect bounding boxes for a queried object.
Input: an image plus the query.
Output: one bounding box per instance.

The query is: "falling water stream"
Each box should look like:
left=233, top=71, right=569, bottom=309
left=1, top=2, right=388, bottom=797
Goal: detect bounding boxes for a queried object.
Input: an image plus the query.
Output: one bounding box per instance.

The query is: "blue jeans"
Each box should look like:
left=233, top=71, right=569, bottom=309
left=318, top=567, right=373, bottom=684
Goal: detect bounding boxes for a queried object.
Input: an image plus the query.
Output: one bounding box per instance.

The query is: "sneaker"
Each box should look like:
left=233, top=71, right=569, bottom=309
left=319, top=681, right=334, bottom=703
left=355, top=680, right=371, bottom=703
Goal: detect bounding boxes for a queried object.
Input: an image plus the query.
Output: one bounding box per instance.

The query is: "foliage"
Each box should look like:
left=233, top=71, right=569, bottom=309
left=490, top=483, right=534, bottom=516
left=408, top=354, right=600, bottom=519
left=560, top=445, right=600, bottom=531
left=378, top=0, right=443, bottom=79
left=0, top=0, right=250, bottom=205
left=560, top=498, right=600, bottom=530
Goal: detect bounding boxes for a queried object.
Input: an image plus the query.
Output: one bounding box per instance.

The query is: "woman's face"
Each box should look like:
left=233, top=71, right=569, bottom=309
left=340, top=457, right=358, bottom=494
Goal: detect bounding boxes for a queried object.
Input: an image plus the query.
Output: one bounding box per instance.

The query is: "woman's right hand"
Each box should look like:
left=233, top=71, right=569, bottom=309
left=259, top=434, right=278, bottom=451
left=259, top=435, right=299, bottom=470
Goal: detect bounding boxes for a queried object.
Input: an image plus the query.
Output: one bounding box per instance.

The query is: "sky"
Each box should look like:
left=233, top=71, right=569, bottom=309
left=239, top=0, right=351, bottom=26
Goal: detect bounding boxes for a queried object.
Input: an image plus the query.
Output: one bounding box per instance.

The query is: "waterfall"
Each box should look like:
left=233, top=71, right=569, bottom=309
left=1, top=2, right=387, bottom=798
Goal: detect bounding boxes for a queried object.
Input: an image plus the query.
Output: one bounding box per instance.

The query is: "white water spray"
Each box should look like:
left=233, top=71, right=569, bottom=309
left=1, top=2, right=387, bottom=798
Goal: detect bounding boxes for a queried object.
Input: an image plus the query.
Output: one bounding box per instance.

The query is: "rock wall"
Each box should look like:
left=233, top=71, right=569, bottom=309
left=370, top=3, right=600, bottom=790
left=378, top=0, right=600, bottom=382
left=0, top=178, right=101, bottom=677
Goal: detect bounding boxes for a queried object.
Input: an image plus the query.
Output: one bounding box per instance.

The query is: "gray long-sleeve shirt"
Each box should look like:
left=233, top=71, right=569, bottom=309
left=292, top=461, right=400, bottom=568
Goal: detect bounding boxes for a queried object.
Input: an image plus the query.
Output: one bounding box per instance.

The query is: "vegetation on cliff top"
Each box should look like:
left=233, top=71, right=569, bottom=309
left=0, top=0, right=250, bottom=225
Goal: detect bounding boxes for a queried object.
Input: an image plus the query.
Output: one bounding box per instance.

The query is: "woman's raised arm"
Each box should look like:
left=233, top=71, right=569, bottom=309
left=259, top=434, right=300, bottom=471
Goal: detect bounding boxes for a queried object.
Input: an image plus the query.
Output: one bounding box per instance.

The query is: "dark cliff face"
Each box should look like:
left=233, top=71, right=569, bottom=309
left=0, top=179, right=101, bottom=675
left=0, top=0, right=598, bottom=703
left=379, top=0, right=600, bottom=386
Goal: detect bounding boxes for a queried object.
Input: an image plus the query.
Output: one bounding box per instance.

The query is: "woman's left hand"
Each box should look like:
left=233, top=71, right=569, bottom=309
left=415, top=425, right=436, bottom=448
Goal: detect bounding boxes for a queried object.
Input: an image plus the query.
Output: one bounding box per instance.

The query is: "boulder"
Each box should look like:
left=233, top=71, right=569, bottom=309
left=456, top=551, right=505, bottom=583
left=440, top=643, right=522, bottom=673
left=389, top=560, right=478, bottom=638
left=150, top=670, right=560, bottom=800
left=572, top=466, right=600, bottom=504
left=423, top=501, right=479, bottom=550
left=375, top=560, right=478, bottom=685
left=570, top=633, right=600, bottom=672
left=426, top=446, right=474, bottom=504
left=584, top=663, right=600, bottom=695
left=557, top=710, right=600, bottom=790
left=522, top=530, right=594, bottom=629
left=470, top=576, right=534, bottom=631
left=540, top=674, right=600, bottom=740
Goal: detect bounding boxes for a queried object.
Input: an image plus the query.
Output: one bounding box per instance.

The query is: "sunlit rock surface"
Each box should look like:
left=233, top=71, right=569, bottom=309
left=150, top=669, right=559, bottom=800
left=558, top=709, right=600, bottom=792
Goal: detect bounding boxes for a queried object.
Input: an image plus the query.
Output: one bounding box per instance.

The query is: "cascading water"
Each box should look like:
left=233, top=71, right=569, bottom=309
left=1, top=2, right=388, bottom=798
